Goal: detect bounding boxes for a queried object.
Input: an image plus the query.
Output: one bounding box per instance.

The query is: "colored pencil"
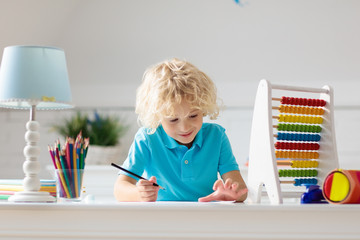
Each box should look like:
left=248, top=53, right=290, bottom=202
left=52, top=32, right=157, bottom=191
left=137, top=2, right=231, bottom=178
left=55, top=156, right=70, bottom=198
left=48, top=132, right=89, bottom=199
left=68, top=138, right=74, bottom=169
left=110, top=163, right=165, bottom=190
left=48, top=145, right=56, bottom=169
left=65, top=138, right=71, bottom=171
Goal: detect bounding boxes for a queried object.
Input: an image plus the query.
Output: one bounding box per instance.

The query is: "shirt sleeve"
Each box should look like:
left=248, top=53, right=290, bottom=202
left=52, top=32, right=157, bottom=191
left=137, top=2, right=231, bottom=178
left=218, top=128, right=240, bottom=176
left=121, top=128, right=151, bottom=180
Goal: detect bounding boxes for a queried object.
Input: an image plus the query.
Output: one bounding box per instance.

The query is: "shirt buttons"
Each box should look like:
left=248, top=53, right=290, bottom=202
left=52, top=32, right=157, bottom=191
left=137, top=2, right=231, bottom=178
left=184, top=160, right=189, bottom=164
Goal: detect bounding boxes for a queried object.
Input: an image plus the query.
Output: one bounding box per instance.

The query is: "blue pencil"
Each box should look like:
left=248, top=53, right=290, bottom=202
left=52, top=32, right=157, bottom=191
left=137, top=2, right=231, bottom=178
left=69, top=139, right=74, bottom=169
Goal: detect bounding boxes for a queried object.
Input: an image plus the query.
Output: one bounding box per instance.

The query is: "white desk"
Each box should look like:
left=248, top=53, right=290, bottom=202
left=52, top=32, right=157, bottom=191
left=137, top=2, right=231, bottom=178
left=0, top=201, right=359, bottom=240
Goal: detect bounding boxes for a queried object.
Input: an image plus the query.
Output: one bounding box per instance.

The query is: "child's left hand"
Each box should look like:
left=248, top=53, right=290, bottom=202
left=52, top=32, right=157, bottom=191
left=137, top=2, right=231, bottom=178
left=198, top=178, right=248, bottom=202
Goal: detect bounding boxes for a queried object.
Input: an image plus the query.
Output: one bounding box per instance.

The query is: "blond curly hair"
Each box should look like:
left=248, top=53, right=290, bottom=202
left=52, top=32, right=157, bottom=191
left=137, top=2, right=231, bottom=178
left=135, top=58, right=220, bottom=134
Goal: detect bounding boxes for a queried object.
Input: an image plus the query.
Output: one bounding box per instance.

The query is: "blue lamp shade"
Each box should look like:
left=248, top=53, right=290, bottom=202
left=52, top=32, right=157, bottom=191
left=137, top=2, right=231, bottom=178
left=0, top=46, right=73, bottom=110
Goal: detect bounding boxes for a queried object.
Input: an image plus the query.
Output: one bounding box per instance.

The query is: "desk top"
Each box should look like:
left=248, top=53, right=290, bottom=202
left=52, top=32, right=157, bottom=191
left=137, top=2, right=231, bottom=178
left=1, top=201, right=359, bottom=240
left=1, top=200, right=360, bottom=210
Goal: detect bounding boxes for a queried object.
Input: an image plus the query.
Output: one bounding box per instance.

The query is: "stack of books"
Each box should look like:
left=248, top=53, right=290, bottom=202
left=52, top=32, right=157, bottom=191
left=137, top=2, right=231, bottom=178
left=0, top=179, right=56, bottom=200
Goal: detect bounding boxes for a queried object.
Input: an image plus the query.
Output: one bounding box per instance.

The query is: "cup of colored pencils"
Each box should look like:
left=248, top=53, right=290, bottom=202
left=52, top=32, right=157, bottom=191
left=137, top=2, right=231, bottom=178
left=48, top=132, right=89, bottom=202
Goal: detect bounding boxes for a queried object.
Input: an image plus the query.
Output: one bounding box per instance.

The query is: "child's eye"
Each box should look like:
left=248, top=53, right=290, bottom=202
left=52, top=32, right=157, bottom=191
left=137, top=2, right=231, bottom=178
left=189, top=114, right=198, bottom=119
left=169, top=118, right=178, bottom=123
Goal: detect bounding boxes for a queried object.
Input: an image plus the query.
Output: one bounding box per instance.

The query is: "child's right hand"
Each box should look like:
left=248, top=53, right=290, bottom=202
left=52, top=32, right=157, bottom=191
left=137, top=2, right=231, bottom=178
left=136, top=176, right=159, bottom=202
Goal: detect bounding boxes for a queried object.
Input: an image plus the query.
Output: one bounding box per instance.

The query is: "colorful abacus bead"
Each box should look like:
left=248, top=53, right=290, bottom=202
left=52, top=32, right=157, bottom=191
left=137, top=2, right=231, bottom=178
left=277, top=124, right=322, bottom=133
left=275, top=151, right=319, bottom=159
left=278, top=105, right=325, bottom=115
left=275, top=142, right=320, bottom=151
left=276, top=132, right=321, bottom=142
left=291, top=160, right=319, bottom=168
left=278, top=114, right=323, bottom=124
left=294, top=178, right=318, bottom=186
left=280, top=97, right=326, bottom=107
left=279, top=169, right=318, bottom=177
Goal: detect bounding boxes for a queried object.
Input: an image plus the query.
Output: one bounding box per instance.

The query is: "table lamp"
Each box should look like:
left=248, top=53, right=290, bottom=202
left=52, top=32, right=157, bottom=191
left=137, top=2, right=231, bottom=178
left=0, top=46, right=73, bottom=202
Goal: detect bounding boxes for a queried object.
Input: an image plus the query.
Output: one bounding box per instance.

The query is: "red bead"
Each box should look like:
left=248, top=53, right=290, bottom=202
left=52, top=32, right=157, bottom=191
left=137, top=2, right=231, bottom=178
left=280, top=96, right=326, bottom=107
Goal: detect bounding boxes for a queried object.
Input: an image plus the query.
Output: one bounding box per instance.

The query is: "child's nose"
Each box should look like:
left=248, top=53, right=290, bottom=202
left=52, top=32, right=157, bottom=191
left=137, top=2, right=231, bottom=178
left=180, top=120, right=190, bottom=131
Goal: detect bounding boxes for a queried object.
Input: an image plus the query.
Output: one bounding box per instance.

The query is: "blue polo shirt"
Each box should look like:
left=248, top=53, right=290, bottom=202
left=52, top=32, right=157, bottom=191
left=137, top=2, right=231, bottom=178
left=121, top=123, right=239, bottom=201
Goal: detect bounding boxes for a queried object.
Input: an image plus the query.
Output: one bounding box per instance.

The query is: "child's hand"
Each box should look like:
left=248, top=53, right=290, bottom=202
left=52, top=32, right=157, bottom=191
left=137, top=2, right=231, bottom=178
left=198, top=178, right=248, bottom=202
left=136, top=176, right=159, bottom=202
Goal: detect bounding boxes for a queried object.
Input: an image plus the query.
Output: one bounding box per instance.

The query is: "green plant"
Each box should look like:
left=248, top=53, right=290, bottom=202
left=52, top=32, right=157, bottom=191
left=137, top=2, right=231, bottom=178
left=88, top=111, right=128, bottom=146
left=51, top=111, right=128, bottom=146
left=52, top=111, right=90, bottom=140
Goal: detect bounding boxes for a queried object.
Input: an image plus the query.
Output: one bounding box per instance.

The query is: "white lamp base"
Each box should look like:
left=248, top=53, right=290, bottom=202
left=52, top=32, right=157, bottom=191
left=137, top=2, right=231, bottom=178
left=8, top=191, right=56, bottom=203
left=9, top=117, right=56, bottom=203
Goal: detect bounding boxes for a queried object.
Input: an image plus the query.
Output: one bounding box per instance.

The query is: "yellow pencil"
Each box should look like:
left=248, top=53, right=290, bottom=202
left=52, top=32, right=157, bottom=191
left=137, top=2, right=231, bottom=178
left=55, top=157, right=71, bottom=198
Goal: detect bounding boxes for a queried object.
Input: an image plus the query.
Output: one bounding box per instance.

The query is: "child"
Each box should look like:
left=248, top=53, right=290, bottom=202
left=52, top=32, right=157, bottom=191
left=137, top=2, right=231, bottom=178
left=113, top=58, right=247, bottom=202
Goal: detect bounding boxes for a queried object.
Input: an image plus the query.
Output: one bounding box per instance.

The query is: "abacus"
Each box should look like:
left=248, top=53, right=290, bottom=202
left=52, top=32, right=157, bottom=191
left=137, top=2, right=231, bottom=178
left=247, top=79, right=339, bottom=204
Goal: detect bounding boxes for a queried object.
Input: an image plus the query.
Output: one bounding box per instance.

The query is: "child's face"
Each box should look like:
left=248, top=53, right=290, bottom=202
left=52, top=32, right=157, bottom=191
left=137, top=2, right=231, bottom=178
left=161, top=101, right=203, bottom=147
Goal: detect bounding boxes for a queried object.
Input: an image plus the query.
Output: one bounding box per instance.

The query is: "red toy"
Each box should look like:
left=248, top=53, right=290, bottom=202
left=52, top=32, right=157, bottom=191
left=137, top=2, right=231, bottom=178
left=323, top=169, right=360, bottom=204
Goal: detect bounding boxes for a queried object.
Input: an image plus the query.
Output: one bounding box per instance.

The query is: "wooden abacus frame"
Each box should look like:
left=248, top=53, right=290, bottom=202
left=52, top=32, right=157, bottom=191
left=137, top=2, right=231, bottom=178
left=247, top=79, right=339, bottom=204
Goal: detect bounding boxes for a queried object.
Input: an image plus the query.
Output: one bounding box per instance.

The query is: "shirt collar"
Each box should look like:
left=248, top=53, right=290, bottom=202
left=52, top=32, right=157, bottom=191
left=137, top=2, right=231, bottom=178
left=193, top=126, right=203, bottom=148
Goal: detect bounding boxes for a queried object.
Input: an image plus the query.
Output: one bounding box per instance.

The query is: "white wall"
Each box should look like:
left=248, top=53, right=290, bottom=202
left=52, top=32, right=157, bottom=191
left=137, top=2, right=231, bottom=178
left=1, top=0, right=360, bottom=179
left=1, top=0, right=360, bottom=107
left=58, top=0, right=360, bottom=107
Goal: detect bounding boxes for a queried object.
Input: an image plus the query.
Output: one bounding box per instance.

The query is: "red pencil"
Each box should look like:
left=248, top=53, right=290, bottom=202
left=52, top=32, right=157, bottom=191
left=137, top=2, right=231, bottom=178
left=48, top=145, right=56, bottom=169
